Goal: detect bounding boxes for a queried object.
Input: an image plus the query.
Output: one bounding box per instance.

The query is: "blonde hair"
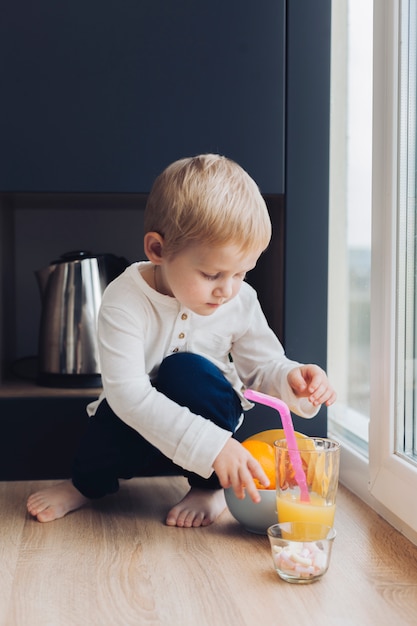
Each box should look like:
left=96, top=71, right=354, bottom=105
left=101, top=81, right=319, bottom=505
left=144, top=154, right=271, bottom=258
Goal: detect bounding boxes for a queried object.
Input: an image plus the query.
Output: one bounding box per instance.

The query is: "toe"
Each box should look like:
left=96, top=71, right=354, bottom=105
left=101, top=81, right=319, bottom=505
left=36, top=508, right=57, bottom=523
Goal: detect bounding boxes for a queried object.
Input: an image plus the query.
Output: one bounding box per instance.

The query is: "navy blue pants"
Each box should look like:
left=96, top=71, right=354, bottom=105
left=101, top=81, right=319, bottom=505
left=72, top=352, right=243, bottom=499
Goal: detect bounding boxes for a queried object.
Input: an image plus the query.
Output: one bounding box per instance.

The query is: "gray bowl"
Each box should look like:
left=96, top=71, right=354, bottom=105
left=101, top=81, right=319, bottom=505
left=225, top=487, right=277, bottom=534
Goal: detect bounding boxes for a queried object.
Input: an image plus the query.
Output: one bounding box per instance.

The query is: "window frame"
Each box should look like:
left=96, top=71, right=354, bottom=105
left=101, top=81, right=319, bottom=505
left=329, top=0, right=417, bottom=546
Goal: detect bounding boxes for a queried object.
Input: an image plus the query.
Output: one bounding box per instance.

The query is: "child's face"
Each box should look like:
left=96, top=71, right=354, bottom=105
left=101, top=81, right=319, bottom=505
left=158, top=243, right=261, bottom=316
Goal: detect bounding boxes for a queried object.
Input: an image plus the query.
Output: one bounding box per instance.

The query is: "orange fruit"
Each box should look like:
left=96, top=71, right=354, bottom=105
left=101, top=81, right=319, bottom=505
left=245, top=428, right=307, bottom=446
left=241, top=439, right=276, bottom=490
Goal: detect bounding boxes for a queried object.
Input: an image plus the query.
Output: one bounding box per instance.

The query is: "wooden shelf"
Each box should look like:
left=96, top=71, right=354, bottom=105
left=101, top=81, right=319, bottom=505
left=0, top=378, right=101, bottom=399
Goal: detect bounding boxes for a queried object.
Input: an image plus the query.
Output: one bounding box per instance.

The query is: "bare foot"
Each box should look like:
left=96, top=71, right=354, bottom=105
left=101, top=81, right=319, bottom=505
left=165, top=487, right=226, bottom=528
left=27, top=481, right=89, bottom=522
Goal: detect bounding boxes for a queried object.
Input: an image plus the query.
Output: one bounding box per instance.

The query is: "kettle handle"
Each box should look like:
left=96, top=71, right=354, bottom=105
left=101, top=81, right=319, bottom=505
left=59, top=250, right=93, bottom=262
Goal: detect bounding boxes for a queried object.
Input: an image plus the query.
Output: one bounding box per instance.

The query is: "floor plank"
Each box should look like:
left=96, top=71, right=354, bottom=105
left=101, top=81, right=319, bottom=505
left=1, top=478, right=417, bottom=626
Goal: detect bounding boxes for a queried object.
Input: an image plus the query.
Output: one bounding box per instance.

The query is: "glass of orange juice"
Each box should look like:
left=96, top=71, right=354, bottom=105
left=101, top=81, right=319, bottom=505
left=274, top=437, right=340, bottom=538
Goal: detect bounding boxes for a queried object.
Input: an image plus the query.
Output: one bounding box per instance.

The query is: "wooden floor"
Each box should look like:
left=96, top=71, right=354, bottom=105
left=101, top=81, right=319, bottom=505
left=1, top=478, right=417, bottom=626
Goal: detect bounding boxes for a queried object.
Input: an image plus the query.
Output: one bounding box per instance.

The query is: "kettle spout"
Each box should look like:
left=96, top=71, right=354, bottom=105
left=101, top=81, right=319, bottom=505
left=35, top=264, right=56, bottom=297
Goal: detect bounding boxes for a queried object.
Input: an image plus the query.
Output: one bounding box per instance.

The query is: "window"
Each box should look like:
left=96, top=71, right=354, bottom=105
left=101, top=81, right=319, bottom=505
left=328, top=0, right=417, bottom=544
left=328, top=0, right=373, bottom=455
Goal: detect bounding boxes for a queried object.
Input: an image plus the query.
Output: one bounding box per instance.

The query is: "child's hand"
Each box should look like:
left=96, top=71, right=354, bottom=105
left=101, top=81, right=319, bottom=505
left=212, top=438, right=269, bottom=503
left=287, top=364, right=336, bottom=407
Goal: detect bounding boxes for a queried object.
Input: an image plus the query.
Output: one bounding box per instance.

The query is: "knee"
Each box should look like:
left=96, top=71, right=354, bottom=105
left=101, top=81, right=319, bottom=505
left=157, top=352, right=217, bottom=386
left=155, top=352, right=241, bottom=430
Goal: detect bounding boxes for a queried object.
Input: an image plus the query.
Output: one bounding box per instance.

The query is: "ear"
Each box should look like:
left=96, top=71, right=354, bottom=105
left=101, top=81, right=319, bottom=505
left=144, top=231, right=165, bottom=265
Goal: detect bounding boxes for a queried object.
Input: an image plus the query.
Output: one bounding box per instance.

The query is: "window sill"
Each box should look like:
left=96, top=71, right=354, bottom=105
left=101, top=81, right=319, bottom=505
left=334, top=434, right=417, bottom=547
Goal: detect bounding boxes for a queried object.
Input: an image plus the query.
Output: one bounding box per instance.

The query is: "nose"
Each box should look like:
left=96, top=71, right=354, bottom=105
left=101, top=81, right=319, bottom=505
left=213, top=278, right=233, bottom=299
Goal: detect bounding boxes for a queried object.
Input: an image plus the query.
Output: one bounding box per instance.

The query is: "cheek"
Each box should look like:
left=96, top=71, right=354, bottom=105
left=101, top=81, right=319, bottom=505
left=178, top=277, right=204, bottom=298
left=232, top=280, right=244, bottom=297
left=191, top=280, right=209, bottom=297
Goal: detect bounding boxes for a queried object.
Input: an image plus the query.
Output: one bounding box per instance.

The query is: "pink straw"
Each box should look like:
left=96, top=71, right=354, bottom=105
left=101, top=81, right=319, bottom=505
left=243, top=389, right=310, bottom=502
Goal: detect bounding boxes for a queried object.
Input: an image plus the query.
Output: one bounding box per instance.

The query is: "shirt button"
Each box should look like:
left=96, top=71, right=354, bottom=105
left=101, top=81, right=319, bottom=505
left=181, top=313, right=188, bottom=320
left=172, top=347, right=179, bottom=353
left=178, top=332, right=185, bottom=339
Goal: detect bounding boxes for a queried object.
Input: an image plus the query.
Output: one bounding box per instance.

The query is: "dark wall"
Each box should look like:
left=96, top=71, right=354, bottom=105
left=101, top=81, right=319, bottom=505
left=284, top=0, right=332, bottom=437
left=0, top=1, right=332, bottom=474
left=0, top=1, right=285, bottom=193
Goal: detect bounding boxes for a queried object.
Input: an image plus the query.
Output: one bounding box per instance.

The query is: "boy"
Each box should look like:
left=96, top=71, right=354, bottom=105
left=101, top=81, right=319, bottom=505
left=27, top=154, right=336, bottom=528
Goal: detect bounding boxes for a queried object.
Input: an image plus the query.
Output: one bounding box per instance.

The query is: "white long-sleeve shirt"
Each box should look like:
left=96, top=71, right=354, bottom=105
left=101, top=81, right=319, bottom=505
left=87, top=261, right=318, bottom=479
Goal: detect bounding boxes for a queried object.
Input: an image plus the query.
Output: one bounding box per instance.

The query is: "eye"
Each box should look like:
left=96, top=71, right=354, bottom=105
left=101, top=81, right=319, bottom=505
left=202, top=272, right=220, bottom=281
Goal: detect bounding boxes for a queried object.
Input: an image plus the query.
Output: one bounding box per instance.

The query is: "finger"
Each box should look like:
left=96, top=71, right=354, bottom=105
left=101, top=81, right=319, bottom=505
left=291, top=370, right=308, bottom=393
left=230, top=462, right=265, bottom=503
left=310, top=385, right=336, bottom=407
left=244, top=480, right=262, bottom=503
left=247, top=456, right=270, bottom=489
left=308, top=382, right=326, bottom=402
left=236, top=472, right=262, bottom=503
left=325, top=390, right=337, bottom=406
left=232, top=479, right=247, bottom=500
left=243, top=459, right=269, bottom=503
left=225, top=463, right=247, bottom=499
left=306, top=369, right=326, bottom=393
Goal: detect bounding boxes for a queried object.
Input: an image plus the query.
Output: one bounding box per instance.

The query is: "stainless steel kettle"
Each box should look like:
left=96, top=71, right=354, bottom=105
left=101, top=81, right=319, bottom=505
left=36, top=250, right=129, bottom=388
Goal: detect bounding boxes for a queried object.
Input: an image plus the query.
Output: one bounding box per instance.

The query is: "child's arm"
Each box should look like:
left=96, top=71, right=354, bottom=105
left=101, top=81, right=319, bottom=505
left=212, top=438, right=269, bottom=503
left=230, top=284, right=332, bottom=418
left=287, top=364, right=336, bottom=408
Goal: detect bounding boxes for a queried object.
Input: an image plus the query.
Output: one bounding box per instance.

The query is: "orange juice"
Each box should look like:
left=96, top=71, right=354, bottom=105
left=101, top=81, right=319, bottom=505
left=277, top=491, right=336, bottom=528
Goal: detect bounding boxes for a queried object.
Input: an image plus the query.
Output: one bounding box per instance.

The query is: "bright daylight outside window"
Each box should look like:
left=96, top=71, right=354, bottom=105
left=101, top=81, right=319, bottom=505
left=330, top=0, right=417, bottom=540
left=328, top=0, right=373, bottom=455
